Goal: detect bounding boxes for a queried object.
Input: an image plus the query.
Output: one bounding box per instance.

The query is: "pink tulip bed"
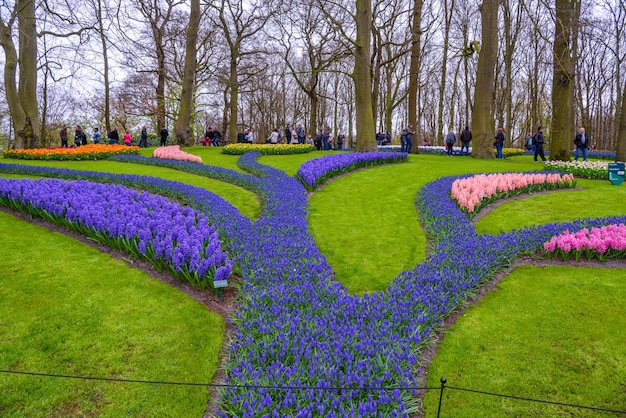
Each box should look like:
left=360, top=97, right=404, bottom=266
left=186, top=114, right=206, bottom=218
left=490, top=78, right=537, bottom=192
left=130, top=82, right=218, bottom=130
left=153, top=145, right=203, bottom=164
left=451, top=172, right=576, bottom=217
left=543, top=224, right=626, bottom=261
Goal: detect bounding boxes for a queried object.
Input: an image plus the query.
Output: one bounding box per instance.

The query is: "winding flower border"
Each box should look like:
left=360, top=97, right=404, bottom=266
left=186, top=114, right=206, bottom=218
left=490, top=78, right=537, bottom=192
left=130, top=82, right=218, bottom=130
left=1, top=155, right=625, bottom=416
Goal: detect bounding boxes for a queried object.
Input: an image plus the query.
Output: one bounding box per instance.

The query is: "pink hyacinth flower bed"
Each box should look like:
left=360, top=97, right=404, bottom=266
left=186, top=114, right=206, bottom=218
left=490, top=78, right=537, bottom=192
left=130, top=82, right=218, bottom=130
left=153, top=145, right=202, bottom=164
left=451, top=172, right=575, bottom=217
left=543, top=224, right=626, bottom=261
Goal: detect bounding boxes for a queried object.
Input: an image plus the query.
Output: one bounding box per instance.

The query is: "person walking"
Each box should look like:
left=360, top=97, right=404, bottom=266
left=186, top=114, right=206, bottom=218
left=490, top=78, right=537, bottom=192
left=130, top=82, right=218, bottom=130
left=139, top=126, right=148, bottom=147
left=337, top=133, right=345, bottom=150
left=92, top=127, right=101, bottom=144
left=574, top=126, right=589, bottom=161
left=445, top=130, right=456, bottom=156
left=160, top=126, right=169, bottom=146
left=322, top=123, right=331, bottom=150
left=533, top=126, right=547, bottom=162
left=404, top=123, right=415, bottom=154
left=494, top=127, right=505, bottom=159
left=60, top=125, right=68, bottom=147
left=74, top=125, right=85, bottom=147
left=460, top=126, right=472, bottom=156
left=525, top=131, right=535, bottom=152
left=285, top=124, right=292, bottom=145
left=296, top=124, right=305, bottom=144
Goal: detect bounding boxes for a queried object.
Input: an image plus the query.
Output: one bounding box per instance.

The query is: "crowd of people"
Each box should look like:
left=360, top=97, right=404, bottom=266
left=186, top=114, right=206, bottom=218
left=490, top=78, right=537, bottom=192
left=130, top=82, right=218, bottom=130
left=58, top=124, right=168, bottom=148
left=59, top=120, right=593, bottom=160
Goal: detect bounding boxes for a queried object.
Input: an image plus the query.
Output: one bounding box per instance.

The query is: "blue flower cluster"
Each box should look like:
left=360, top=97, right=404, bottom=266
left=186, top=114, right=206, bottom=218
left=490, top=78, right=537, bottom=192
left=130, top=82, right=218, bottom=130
left=2, top=155, right=624, bottom=416
left=296, top=152, right=407, bottom=191
left=0, top=177, right=232, bottom=288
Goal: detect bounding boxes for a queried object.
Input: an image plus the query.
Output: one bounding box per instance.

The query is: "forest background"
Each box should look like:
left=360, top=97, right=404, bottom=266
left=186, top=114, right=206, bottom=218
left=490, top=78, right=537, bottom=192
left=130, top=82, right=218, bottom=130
left=0, top=0, right=625, bottom=157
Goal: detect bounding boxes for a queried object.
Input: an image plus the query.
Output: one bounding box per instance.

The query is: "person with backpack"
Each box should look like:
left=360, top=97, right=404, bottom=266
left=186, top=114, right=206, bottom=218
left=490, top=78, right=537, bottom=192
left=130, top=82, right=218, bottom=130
left=574, top=127, right=589, bottom=161
left=493, top=127, right=505, bottom=158
left=533, top=126, right=547, bottom=162
left=525, top=132, right=535, bottom=152
left=460, top=126, right=472, bottom=156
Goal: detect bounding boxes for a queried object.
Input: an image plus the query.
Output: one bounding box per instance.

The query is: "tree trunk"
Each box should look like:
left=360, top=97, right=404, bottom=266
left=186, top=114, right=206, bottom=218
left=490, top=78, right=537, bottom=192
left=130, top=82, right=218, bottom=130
left=550, top=0, right=576, bottom=161
left=97, top=0, right=111, bottom=133
left=155, top=32, right=167, bottom=133
left=1, top=0, right=39, bottom=149
left=471, top=0, right=498, bottom=158
left=616, top=82, right=626, bottom=162
left=17, top=0, right=40, bottom=148
left=227, top=50, right=239, bottom=144
left=174, top=0, right=200, bottom=146
left=407, top=0, right=423, bottom=152
left=353, top=0, right=377, bottom=152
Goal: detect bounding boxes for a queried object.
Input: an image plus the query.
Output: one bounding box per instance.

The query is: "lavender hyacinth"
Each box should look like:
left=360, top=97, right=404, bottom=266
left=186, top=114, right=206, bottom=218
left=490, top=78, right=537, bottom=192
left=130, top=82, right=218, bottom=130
left=0, top=177, right=232, bottom=289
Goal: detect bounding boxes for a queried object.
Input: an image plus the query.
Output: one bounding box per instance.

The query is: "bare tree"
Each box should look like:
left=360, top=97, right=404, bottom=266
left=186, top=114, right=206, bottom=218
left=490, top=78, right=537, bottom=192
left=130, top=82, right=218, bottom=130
left=173, top=0, right=201, bottom=146
left=209, top=0, right=275, bottom=144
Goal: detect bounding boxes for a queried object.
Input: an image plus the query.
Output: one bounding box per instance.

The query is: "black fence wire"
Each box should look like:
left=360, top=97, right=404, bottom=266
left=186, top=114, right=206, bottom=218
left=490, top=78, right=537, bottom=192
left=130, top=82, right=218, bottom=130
left=1, top=370, right=625, bottom=416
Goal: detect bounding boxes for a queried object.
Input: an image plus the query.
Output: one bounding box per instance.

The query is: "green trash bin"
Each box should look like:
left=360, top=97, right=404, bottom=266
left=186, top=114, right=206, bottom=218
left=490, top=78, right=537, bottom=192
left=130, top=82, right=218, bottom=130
left=608, top=162, right=625, bottom=185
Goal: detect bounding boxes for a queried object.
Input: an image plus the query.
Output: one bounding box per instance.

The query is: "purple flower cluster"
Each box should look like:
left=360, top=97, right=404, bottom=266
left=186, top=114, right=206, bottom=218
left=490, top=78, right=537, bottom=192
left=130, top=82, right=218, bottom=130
left=296, top=152, right=407, bottom=191
left=0, top=177, right=232, bottom=288
left=3, top=158, right=624, bottom=416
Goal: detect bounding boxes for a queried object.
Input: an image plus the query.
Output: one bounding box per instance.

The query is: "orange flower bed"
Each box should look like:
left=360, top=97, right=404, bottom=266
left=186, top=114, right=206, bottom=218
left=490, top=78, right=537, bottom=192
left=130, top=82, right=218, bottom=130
left=2, top=144, right=140, bottom=161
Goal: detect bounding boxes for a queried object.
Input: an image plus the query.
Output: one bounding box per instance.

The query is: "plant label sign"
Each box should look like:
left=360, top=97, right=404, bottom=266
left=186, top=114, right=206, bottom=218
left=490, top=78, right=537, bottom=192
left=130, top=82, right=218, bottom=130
left=213, top=280, right=228, bottom=289
left=608, top=162, right=625, bottom=186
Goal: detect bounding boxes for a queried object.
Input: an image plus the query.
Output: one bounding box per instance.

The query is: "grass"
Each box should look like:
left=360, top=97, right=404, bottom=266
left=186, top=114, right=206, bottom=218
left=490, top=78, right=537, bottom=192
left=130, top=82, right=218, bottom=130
left=475, top=178, right=626, bottom=235
left=308, top=153, right=542, bottom=294
left=0, top=211, right=224, bottom=416
left=422, top=265, right=626, bottom=417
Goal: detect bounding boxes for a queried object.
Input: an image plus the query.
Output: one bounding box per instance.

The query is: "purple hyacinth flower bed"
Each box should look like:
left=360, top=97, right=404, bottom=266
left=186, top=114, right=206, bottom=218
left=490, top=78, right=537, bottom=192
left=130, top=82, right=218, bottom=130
left=296, top=152, right=407, bottom=191
left=2, top=156, right=625, bottom=416
left=0, top=177, right=232, bottom=289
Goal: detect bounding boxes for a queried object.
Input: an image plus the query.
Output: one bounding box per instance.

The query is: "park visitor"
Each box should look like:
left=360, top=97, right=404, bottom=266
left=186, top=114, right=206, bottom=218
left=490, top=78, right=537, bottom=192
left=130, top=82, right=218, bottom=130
left=574, top=127, right=589, bottom=161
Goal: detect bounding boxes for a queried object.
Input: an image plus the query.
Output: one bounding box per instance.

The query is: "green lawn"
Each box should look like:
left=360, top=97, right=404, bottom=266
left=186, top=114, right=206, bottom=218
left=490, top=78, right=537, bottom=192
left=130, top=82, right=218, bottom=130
left=422, top=266, right=626, bottom=417
left=0, top=211, right=224, bottom=416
